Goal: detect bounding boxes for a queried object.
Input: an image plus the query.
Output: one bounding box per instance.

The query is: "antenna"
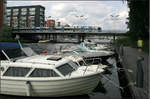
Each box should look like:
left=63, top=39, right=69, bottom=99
left=1, top=50, right=11, bottom=61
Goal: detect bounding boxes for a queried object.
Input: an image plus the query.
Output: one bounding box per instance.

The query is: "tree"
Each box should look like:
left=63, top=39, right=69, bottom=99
left=0, top=26, right=12, bottom=41
left=127, top=0, right=149, bottom=40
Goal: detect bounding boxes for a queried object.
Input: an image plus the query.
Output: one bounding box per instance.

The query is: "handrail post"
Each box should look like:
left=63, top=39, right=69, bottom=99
left=136, top=56, right=144, bottom=88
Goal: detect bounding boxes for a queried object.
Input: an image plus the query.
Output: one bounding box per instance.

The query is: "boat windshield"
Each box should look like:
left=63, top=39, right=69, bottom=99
left=1, top=47, right=37, bottom=60
left=74, top=46, right=88, bottom=52
left=1, top=48, right=27, bottom=60
left=56, top=63, right=76, bottom=76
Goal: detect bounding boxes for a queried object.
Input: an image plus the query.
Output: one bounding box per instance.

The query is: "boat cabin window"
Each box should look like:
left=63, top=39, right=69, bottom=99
left=69, top=61, right=79, bottom=70
left=3, top=67, right=30, bottom=77
left=56, top=63, right=75, bottom=76
left=29, top=68, right=59, bottom=77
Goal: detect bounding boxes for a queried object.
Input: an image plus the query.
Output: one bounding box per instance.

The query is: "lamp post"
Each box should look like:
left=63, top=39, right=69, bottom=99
left=110, top=15, right=120, bottom=32
left=110, top=14, right=120, bottom=42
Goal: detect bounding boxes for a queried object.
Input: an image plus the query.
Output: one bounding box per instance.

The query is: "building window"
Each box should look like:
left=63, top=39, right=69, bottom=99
left=29, top=8, right=35, bottom=11
left=7, top=12, right=11, bottom=16
left=21, top=11, right=27, bottom=15
left=13, top=17, right=18, bottom=28
left=29, top=68, right=59, bottom=77
left=40, top=12, right=44, bottom=15
left=21, top=8, right=27, bottom=12
left=6, top=17, right=11, bottom=21
left=29, top=11, right=35, bottom=15
left=30, top=16, right=35, bottom=20
left=20, top=16, right=27, bottom=28
left=6, top=17, right=11, bottom=26
left=7, top=9, right=11, bottom=16
left=7, top=9, right=11, bottom=12
left=40, top=8, right=44, bottom=12
left=13, top=9, right=19, bottom=12
left=13, top=12, right=18, bottom=16
left=40, top=16, right=44, bottom=20
left=3, top=67, right=30, bottom=77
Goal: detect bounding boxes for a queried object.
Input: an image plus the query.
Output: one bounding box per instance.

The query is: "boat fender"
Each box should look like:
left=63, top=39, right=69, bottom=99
left=26, top=81, right=32, bottom=96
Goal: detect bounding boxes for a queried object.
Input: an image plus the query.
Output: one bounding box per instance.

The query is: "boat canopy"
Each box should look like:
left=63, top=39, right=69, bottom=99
left=0, top=42, right=24, bottom=50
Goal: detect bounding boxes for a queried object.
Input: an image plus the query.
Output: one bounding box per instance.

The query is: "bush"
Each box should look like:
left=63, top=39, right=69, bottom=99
left=0, top=26, right=12, bottom=41
left=110, top=37, right=132, bottom=46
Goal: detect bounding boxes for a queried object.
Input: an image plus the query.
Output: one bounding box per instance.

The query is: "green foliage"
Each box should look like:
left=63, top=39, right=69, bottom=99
left=111, top=37, right=133, bottom=46
left=0, top=26, right=13, bottom=41
left=127, top=0, right=149, bottom=41
left=142, top=40, right=149, bottom=53
left=111, top=37, right=149, bottom=53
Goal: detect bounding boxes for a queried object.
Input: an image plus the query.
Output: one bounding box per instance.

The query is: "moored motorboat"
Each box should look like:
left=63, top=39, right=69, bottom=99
left=61, top=45, right=115, bottom=65
left=0, top=44, right=104, bottom=97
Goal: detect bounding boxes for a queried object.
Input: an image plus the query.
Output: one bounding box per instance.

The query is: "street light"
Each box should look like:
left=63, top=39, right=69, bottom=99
left=110, top=14, right=121, bottom=41
left=110, top=14, right=120, bottom=32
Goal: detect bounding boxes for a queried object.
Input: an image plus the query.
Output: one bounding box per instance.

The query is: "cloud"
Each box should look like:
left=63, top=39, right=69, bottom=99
left=7, top=1, right=129, bottom=30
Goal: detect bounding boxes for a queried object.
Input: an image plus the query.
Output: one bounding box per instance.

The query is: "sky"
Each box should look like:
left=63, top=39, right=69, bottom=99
left=7, top=1, right=129, bottom=30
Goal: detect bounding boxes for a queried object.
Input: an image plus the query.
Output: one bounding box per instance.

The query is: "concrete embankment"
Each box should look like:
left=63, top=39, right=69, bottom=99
left=115, top=46, right=149, bottom=99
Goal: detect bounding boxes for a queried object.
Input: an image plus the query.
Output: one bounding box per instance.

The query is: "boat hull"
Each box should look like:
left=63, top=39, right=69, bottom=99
left=0, top=73, right=101, bottom=97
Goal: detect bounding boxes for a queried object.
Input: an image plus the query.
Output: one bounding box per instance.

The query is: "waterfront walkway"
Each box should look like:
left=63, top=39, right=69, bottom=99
left=117, top=46, right=149, bottom=99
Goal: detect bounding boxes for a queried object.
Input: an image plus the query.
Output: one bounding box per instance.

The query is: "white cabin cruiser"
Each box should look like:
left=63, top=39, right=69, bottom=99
left=61, top=45, right=115, bottom=65
left=83, top=40, right=110, bottom=50
left=0, top=43, right=104, bottom=97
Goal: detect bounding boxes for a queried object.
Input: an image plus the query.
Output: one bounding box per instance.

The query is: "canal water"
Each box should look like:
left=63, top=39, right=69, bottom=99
left=0, top=43, right=122, bottom=99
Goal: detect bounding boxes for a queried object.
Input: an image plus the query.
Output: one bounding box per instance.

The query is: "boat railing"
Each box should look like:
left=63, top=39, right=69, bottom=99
left=83, top=66, right=89, bottom=76
left=17, top=61, right=54, bottom=65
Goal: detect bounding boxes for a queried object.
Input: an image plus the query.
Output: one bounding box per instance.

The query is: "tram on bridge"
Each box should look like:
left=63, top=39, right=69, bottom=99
left=12, top=26, right=102, bottom=32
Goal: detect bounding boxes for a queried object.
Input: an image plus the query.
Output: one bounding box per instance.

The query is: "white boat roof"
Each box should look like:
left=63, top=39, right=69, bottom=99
left=2, top=55, right=72, bottom=69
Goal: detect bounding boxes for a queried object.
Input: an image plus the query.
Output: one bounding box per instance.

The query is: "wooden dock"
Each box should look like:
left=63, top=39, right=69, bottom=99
left=116, top=46, right=149, bottom=99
